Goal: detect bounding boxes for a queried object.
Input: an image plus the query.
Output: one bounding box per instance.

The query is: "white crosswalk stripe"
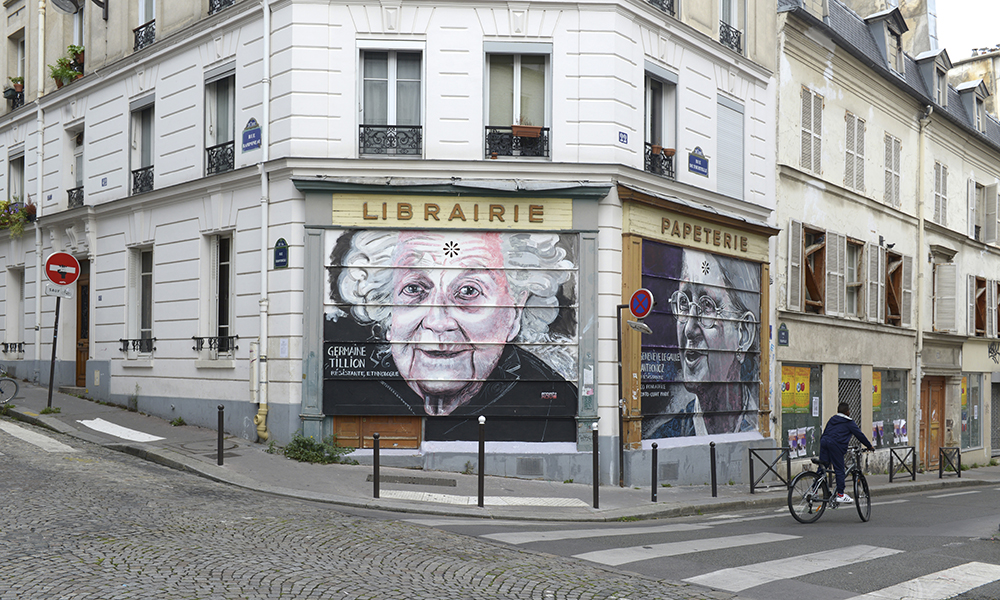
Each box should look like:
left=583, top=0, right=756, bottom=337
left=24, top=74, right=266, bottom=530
left=927, top=490, right=980, bottom=499
left=483, top=523, right=710, bottom=545
left=76, top=418, right=163, bottom=442
left=0, top=421, right=78, bottom=453
left=683, top=544, right=903, bottom=592
left=572, top=532, right=799, bottom=566
left=842, top=562, right=1000, bottom=600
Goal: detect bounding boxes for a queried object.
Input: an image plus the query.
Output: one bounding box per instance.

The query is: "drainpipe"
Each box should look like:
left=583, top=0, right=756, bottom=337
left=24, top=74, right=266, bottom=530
left=33, top=0, right=46, bottom=366
left=915, top=104, right=933, bottom=465
left=252, top=0, right=272, bottom=442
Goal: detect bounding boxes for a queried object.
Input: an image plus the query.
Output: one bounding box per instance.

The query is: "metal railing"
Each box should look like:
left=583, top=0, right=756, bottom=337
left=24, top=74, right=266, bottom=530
left=647, top=0, right=675, bottom=16
left=888, top=445, right=917, bottom=482
left=484, top=126, right=550, bottom=158
left=720, top=20, right=743, bottom=54
left=209, top=0, right=236, bottom=15
left=206, top=141, right=235, bottom=175
left=939, top=447, right=961, bottom=478
left=359, top=124, right=422, bottom=156
left=119, top=337, right=156, bottom=354
left=2, top=342, right=24, bottom=353
left=132, top=166, right=154, bottom=195
left=749, top=447, right=792, bottom=493
left=644, top=143, right=676, bottom=179
left=67, top=186, right=84, bottom=208
left=134, top=20, right=156, bottom=51
left=11, top=90, right=23, bottom=110
left=192, top=335, right=239, bottom=354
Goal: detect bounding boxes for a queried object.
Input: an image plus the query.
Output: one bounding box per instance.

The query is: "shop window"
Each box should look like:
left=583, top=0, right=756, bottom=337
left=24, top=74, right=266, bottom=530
left=872, top=369, right=908, bottom=448
left=644, top=67, right=677, bottom=179
left=800, top=88, right=822, bottom=175
left=845, top=112, right=865, bottom=193
left=781, top=364, right=822, bottom=458
left=883, top=133, right=901, bottom=208
left=962, top=374, right=982, bottom=450
left=932, top=261, right=957, bottom=332
left=485, top=51, right=549, bottom=158
left=968, top=181, right=998, bottom=243
left=360, top=51, right=422, bottom=156
left=968, top=275, right=996, bottom=338
left=933, top=162, right=948, bottom=226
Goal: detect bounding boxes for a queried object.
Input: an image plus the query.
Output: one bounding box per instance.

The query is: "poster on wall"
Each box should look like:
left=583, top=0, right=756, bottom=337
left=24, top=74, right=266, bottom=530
left=639, top=240, right=762, bottom=438
left=322, top=229, right=580, bottom=442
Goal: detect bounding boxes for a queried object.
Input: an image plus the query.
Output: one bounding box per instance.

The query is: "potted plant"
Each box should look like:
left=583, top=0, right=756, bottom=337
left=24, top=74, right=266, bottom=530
left=48, top=58, right=76, bottom=88
left=511, top=116, right=542, bottom=138
left=67, top=45, right=84, bottom=70
left=23, top=198, right=36, bottom=222
left=0, top=197, right=28, bottom=238
left=651, top=144, right=662, bottom=154
left=9, top=76, right=23, bottom=92
left=663, top=148, right=676, bottom=157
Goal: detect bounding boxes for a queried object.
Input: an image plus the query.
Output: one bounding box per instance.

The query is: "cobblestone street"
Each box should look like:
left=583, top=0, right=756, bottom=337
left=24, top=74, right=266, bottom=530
left=0, top=420, right=729, bottom=600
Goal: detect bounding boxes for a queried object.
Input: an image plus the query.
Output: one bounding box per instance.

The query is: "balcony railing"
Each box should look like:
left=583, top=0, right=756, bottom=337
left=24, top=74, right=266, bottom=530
left=119, top=337, right=156, bottom=354
left=11, top=90, right=23, bottom=110
left=67, top=186, right=84, bottom=208
left=359, top=124, right=422, bottom=156
left=648, top=0, right=675, bottom=16
left=192, top=335, right=239, bottom=354
left=134, top=20, right=156, bottom=51
left=720, top=21, right=743, bottom=54
left=485, top=126, right=550, bottom=158
left=206, top=141, right=235, bottom=175
left=209, top=0, right=236, bottom=15
left=132, top=166, right=154, bottom=195
left=2, top=342, right=24, bottom=354
left=644, top=143, right=676, bottom=179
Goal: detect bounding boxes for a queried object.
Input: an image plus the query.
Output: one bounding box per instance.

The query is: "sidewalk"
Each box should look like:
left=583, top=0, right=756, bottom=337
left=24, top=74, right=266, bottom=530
left=6, top=380, right=999, bottom=522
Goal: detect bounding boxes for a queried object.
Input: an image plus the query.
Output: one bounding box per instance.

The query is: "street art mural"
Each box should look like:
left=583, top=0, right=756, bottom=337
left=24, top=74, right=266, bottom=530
left=640, top=240, right=762, bottom=438
left=323, top=229, right=579, bottom=442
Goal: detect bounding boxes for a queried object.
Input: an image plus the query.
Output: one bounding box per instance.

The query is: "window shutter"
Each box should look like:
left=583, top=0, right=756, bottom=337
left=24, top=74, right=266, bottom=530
left=988, top=279, right=997, bottom=338
left=969, top=274, right=978, bottom=335
left=855, top=119, right=865, bottom=192
left=892, top=137, right=901, bottom=206
left=826, top=231, right=845, bottom=316
left=717, top=101, right=744, bottom=199
left=788, top=219, right=803, bottom=311
left=867, top=242, right=880, bottom=322
left=934, top=163, right=942, bottom=223
left=940, top=165, right=948, bottom=226
left=845, top=114, right=855, bottom=189
left=935, top=263, right=957, bottom=332
left=801, top=89, right=812, bottom=170
left=901, top=255, right=913, bottom=328
left=986, top=184, right=999, bottom=244
left=884, top=135, right=893, bottom=205
left=812, top=93, right=822, bottom=174
left=209, top=236, right=220, bottom=335
left=969, top=179, right=977, bottom=239
left=127, top=249, right=139, bottom=339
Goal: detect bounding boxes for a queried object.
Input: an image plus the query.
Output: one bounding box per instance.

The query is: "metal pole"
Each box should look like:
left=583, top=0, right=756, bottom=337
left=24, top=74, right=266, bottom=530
left=749, top=449, right=756, bottom=494
left=651, top=442, right=658, bottom=502
left=957, top=450, right=961, bottom=478
left=478, top=415, right=486, bottom=508
left=617, top=303, right=626, bottom=487
left=373, top=432, right=380, bottom=499
left=889, top=449, right=895, bottom=483
left=217, top=404, right=224, bottom=466
left=46, top=296, right=61, bottom=410
left=710, top=441, right=718, bottom=498
left=592, top=422, right=599, bottom=509
left=911, top=448, right=916, bottom=481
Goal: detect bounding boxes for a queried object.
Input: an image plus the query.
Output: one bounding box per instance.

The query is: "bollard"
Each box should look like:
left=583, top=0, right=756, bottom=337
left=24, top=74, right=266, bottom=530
left=651, top=442, right=658, bottom=503
left=710, top=441, right=717, bottom=498
left=478, top=416, right=486, bottom=508
left=889, top=449, right=895, bottom=483
left=217, top=404, right=224, bottom=466
left=373, top=432, right=380, bottom=499
left=592, top=422, right=599, bottom=509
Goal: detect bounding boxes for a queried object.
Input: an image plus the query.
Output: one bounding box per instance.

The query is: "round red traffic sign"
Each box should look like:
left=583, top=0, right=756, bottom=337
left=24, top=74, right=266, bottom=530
left=629, top=288, right=655, bottom=319
left=45, top=252, right=81, bottom=286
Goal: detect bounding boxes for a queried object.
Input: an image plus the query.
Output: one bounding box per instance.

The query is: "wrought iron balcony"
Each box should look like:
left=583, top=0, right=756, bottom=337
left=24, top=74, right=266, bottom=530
left=206, top=141, right=235, bottom=175
left=132, top=166, right=154, bottom=195
left=67, top=186, right=84, bottom=208
left=11, top=90, right=23, bottom=110
left=119, top=337, right=156, bottom=354
left=720, top=21, right=743, bottom=54
left=484, top=126, right=550, bottom=158
left=648, top=0, right=675, bottom=16
left=2, top=342, right=24, bottom=354
left=134, top=20, right=156, bottom=51
left=359, top=124, right=422, bottom=156
left=192, top=335, right=239, bottom=354
left=644, top=143, right=676, bottom=179
left=209, top=0, right=236, bottom=15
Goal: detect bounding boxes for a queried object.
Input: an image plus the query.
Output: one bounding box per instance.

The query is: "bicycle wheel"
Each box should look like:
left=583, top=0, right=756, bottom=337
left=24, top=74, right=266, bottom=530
left=0, top=377, right=17, bottom=404
left=854, top=473, right=871, bottom=522
left=788, top=471, right=828, bottom=523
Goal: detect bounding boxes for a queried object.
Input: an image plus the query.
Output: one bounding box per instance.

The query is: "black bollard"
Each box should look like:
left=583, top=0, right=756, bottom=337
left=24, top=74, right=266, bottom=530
left=478, top=416, right=486, bottom=508
left=592, top=422, right=599, bottom=509
left=217, top=404, right=224, bottom=466
left=373, top=432, right=380, bottom=499
left=651, top=442, right=658, bottom=502
left=710, top=441, right=717, bottom=498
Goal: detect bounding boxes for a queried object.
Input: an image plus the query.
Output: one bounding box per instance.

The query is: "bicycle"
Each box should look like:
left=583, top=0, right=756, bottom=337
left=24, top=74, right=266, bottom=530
left=0, top=366, right=18, bottom=404
left=788, top=446, right=871, bottom=523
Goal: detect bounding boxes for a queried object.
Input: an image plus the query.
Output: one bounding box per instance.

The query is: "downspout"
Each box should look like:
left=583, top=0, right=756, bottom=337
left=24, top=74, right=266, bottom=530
left=33, top=0, right=46, bottom=366
left=915, top=104, right=933, bottom=466
left=252, top=0, right=272, bottom=441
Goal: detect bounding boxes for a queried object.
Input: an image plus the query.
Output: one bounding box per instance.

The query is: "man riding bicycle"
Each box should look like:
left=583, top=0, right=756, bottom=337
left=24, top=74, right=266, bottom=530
left=819, top=402, right=874, bottom=504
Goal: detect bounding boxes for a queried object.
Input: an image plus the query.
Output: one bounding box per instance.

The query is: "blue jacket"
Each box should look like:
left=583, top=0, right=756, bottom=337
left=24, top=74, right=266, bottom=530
left=820, top=413, right=874, bottom=451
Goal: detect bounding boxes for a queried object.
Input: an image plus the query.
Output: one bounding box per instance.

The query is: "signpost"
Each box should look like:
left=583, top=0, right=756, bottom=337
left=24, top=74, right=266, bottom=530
left=618, top=288, right=655, bottom=487
left=43, top=252, right=80, bottom=409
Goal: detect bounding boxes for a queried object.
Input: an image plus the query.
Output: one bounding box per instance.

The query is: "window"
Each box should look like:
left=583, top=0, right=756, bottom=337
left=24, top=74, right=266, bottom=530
left=360, top=51, right=422, bottom=156
left=887, top=30, right=904, bottom=74
left=975, top=99, right=985, bottom=132
left=126, top=248, right=154, bottom=356
left=883, top=133, right=901, bottom=207
left=935, top=68, right=947, bottom=106
left=643, top=66, right=677, bottom=179
left=73, top=6, right=84, bottom=47
left=197, top=234, right=236, bottom=359
left=961, top=374, right=982, bottom=450
left=845, top=239, right=864, bottom=317
left=4, top=268, right=23, bottom=350
left=130, top=103, right=154, bottom=194
left=800, top=88, right=822, bottom=175
left=933, top=162, right=948, bottom=226
left=717, top=97, right=743, bottom=199
left=68, top=130, right=84, bottom=208
left=884, top=250, right=911, bottom=327
left=932, top=262, right=957, bottom=332
left=8, top=153, right=24, bottom=201
left=969, top=181, right=998, bottom=243
left=967, top=275, right=996, bottom=338
left=485, top=52, right=549, bottom=158
left=866, top=243, right=887, bottom=324
left=135, top=0, right=156, bottom=50
left=719, top=0, right=743, bottom=54
left=872, top=369, right=907, bottom=448
left=787, top=221, right=833, bottom=315
left=206, top=74, right=235, bottom=174
left=845, top=112, right=865, bottom=192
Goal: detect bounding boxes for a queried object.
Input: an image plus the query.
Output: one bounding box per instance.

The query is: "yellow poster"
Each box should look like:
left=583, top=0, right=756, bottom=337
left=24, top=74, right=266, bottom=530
left=781, top=366, right=795, bottom=414
left=873, top=372, right=882, bottom=411
left=962, top=376, right=967, bottom=408
left=795, top=366, right=810, bottom=414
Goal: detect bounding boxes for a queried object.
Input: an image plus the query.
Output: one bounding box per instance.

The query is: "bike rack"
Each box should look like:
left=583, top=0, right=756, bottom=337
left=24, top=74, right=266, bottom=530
left=939, top=447, right=961, bottom=478
left=888, top=445, right=917, bottom=482
left=748, top=447, right=792, bottom=493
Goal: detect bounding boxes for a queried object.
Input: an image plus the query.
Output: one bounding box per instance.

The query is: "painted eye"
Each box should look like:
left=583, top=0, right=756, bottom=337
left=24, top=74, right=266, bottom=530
left=400, top=283, right=426, bottom=298
left=456, top=285, right=481, bottom=300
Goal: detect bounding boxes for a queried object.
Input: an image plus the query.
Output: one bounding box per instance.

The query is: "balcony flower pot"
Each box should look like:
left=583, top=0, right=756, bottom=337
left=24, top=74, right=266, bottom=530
left=651, top=144, right=662, bottom=154
left=9, top=76, right=23, bottom=93
left=511, top=125, right=542, bottom=138
left=2, top=88, right=14, bottom=100
left=663, top=147, right=676, bottom=157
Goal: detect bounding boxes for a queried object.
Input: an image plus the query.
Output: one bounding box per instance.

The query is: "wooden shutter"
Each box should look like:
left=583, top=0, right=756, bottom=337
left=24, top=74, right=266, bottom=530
left=845, top=113, right=856, bottom=189
left=969, top=179, right=978, bottom=239
left=826, top=231, right=845, bottom=316
left=812, top=92, right=822, bottom=174
left=801, top=89, right=813, bottom=170
left=892, top=137, right=901, bottom=206
left=855, top=117, right=865, bottom=192
left=986, top=183, right=999, bottom=244
left=901, top=255, right=913, bottom=328
left=934, top=263, right=957, bottom=332
left=127, top=249, right=140, bottom=340
left=801, top=89, right=821, bottom=173
left=787, top=219, right=803, bottom=311
left=969, top=274, right=977, bottom=335
left=940, top=165, right=948, bottom=225
left=867, top=242, right=884, bottom=323
left=988, top=280, right=997, bottom=338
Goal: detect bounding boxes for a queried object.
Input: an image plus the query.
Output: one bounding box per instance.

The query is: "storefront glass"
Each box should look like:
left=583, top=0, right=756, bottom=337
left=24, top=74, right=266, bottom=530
left=872, top=369, right=908, bottom=448
left=780, top=364, right=822, bottom=457
left=962, top=373, right=982, bottom=450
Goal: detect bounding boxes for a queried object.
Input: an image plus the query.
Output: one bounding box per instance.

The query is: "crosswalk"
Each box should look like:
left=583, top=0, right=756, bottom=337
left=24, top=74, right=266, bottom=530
left=0, top=420, right=78, bottom=453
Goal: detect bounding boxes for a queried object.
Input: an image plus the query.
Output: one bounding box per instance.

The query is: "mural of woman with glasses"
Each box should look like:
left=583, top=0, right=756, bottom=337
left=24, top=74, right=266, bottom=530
left=640, top=243, right=761, bottom=438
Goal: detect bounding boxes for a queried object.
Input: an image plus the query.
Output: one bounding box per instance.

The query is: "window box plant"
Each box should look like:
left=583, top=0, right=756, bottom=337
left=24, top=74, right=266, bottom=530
left=49, top=58, right=77, bottom=88
left=511, top=116, right=542, bottom=138
left=9, top=76, right=23, bottom=92
left=0, top=197, right=32, bottom=237
left=68, top=45, right=84, bottom=70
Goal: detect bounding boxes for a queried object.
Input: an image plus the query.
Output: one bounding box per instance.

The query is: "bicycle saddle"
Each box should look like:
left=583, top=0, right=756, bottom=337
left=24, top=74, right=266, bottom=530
left=810, top=458, right=830, bottom=466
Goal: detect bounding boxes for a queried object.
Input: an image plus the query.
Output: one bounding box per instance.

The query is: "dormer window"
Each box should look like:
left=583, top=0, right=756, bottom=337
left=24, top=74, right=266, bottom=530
left=887, top=30, right=904, bottom=74
left=936, top=68, right=947, bottom=106
left=976, top=99, right=985, bottom=132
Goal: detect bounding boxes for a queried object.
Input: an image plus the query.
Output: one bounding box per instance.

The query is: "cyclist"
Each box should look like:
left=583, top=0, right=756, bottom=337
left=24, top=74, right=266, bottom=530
left=819, top=402, right=874, bottom=504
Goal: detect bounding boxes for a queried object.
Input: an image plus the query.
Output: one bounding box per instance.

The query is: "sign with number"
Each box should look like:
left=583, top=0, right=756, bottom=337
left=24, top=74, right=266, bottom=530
left=629, top=288, right=654, bottom=319
left=44, top=252, right=80, bottom=286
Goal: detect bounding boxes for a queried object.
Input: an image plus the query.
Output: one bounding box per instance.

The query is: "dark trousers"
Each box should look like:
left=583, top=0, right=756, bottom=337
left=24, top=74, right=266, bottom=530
left=819, top=440, right=846, bottom=494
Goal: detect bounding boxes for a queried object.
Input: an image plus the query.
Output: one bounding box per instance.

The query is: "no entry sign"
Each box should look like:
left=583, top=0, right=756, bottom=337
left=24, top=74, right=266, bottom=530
left=629, top=288, right=654, bottom=319
left=45, top=252, right=80, bottom=286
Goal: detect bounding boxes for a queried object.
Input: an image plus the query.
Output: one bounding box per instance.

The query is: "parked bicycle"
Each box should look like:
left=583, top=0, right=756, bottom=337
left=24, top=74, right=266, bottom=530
left=788, top=445, right=871, bottom=523
left=0, top=366, right=19, bottom=404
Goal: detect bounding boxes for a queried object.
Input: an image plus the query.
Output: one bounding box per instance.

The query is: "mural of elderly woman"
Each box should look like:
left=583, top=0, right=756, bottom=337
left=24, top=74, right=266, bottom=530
left=329, top=229, right=578, bottom=420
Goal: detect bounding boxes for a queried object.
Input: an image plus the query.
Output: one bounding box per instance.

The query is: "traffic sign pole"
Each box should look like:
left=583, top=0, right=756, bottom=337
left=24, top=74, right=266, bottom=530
left=42, top=252, right=80, bottom=410
left=46, top=296, right=61, bottom=410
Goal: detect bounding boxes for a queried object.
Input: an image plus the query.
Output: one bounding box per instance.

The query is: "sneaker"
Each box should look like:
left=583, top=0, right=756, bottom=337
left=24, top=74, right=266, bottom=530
left=836, top=493, right=853, bottom=504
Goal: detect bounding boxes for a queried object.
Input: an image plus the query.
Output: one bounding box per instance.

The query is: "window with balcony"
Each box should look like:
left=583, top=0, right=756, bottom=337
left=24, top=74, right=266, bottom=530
left=360, top=51, right=422, bottom=156
left=8, top=153, right=23, bottom=202
left=644, top=66, right=676, bottom=179
left=123, top=247, right=155, bottom=357
left=134, top=0, right=155, bottom=51
left=130, top=102, right=154, bottom=194
left=206, top=72, right=235, bottom=175
left=883, top=133, right=901, bottom=207
left=4, top=267, right=24, bottom=355
left=933, top=162, right=948, bottom=226
left=209, top=0, right=236, bottom=15
left=717, top=97, right=743, bottom=199
left=68, top=130, right=84, bottom=208
left=719, top=0, right=743, bottom=54
left=648, top=0, right=675, bottom=17
left=195, top=234, right=237, bottom=361
left=485, top=51, right=549, bottom=158
left=7, top=33, right=24, bottom=109
left=801, top=88, right=822, bottom=175
left=845, top=112, right=865, bottom=193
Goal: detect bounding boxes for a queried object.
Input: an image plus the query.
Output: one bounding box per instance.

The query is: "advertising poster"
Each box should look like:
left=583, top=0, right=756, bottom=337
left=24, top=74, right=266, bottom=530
left=781, top=366, right=796, bottom=414
left=795, top=367, right=810, bottom=414
left=873, top=371, right=882, bottom=412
